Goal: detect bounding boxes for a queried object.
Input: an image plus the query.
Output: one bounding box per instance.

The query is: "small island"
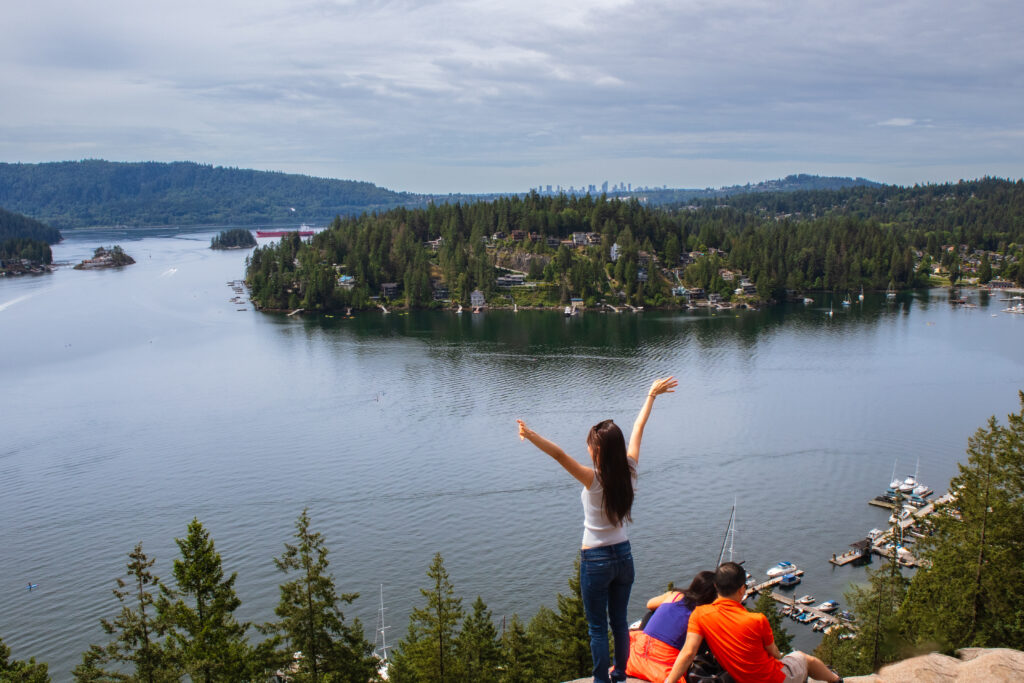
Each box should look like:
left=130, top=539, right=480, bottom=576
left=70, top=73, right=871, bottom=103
left=74, top=245, right=135, bottom=270
left=211, top=228, right=257, bottom=250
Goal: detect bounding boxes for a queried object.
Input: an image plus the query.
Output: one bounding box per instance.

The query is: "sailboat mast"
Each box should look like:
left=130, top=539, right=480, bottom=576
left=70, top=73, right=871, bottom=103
left=717, top=502, right=736, bottom=567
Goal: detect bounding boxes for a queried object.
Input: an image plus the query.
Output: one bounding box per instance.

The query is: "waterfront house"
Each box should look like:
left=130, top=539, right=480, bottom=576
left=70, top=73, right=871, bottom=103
left=470, top=289, right=485, bottom=309
left=381, top=282, right=399, bottom=299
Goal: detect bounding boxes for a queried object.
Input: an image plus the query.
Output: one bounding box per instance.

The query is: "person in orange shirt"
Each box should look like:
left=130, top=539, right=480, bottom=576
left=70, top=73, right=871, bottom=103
left=664, top=562, right=842, bottom=683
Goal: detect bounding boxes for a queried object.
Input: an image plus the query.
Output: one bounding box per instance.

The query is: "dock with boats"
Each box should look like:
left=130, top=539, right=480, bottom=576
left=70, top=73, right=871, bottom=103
left=830, top=464, right=957, bottom=569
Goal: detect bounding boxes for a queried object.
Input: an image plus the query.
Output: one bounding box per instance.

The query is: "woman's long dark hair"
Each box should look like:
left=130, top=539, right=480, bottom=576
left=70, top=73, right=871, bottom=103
left=588, top=419, right=633, bottom=526
left=681, top=570, right=717, bottom=609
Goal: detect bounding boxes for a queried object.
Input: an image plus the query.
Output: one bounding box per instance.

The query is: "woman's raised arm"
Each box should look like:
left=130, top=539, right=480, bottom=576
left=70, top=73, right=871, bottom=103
left=627, top=376, right=677, bottom=463
left=518, top=419, right=594, bottom=487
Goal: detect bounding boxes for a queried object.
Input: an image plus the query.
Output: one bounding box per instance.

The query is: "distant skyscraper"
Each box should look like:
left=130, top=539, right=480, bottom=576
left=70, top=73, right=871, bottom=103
left=601, top=181, right=608, bottom=193
left=546, top=185, right=552, bottom=193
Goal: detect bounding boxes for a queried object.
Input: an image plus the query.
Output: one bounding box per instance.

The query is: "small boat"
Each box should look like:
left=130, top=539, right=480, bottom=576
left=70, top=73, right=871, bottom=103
left=766, top=561, right=796, bottom=577
left=859, top=287, right=864, bottom=302
left=797, top=613, right=818, bottom=624
left=888, top=504, right=916, bottom=524
left=26, top=583, right=38, bottom=591
left=778, top=573, right=801, bottom=588
left=564, top=306, right=572, bottom=316
left=803, top=297, right=814, bottom=304
left=838, top=610, right=855, bottom=622
left=814, top=601, right=839, bottom=613
left=842, top=294, right=852, bottom=306
left=789, top=607, right=804, bottom=620
left=886, top=282, right=897, bottom=301
left=796, top=595, right=815, bottom=605
left=781, top=605, right=793, bottom=616
left=813, top=620, right=829, bottom=632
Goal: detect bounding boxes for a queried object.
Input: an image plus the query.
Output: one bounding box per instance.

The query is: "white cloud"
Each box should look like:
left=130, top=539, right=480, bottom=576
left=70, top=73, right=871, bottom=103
left=1, top=0, right=1023, bottom=192
left=878, top=118, right=918, bottom=127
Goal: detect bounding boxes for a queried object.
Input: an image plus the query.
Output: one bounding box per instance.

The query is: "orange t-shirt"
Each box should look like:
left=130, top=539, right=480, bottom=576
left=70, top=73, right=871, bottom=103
left=687, top=597, right=784, bottom=683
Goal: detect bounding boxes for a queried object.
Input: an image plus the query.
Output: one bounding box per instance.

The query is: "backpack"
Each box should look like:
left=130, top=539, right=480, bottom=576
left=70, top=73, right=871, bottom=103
left=686, top=642, right=735, bottom=683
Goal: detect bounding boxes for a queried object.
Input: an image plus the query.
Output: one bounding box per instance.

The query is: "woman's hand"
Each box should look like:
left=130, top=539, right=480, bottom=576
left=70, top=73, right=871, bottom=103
left=648, top=376, right=677, bottom=398
left=517, top=419, right=530, bottom=441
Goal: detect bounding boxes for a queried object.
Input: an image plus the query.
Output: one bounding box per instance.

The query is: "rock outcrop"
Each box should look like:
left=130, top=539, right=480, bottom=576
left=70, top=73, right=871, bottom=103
left=566, top=648, right=1024, bottom=683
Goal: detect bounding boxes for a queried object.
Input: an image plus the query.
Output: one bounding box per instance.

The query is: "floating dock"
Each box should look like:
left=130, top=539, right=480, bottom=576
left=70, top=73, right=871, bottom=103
left=766, top=591, right=856, bottom=631
left=832, top=490, right=958, bottom=569
left=746, top=570, right=805, bottom=597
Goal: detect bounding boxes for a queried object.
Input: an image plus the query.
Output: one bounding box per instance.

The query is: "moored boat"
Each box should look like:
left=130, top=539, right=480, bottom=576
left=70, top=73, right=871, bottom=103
left=779, top=572, right=801, bottom=587
left=814, top=600, right=839, bottom=613
left=766, top=561, right=796, bottom=577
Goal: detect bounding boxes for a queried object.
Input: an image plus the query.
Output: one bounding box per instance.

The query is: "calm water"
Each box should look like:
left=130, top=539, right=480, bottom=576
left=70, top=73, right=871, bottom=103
left=1, top=229, right=1022, bottom=678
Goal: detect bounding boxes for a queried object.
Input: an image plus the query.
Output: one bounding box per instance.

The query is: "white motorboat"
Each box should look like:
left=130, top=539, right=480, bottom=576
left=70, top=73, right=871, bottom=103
left=767, top=561, right=796, bottom=577
left=814, top=600, right=839, bottom=613
left=796, top=595, right=815, bottom=605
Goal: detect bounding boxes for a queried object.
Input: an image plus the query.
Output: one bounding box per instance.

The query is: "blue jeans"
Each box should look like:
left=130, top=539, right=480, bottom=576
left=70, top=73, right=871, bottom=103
left=580, top=541, right=635, bottom=683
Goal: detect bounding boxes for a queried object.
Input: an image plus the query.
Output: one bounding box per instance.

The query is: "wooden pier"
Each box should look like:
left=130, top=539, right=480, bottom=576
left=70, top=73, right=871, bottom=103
left=746, top=570, right=804, bottom=597
left=832, top=490, right=957, bottom=569
left=767, top=592, right=855, bottom=631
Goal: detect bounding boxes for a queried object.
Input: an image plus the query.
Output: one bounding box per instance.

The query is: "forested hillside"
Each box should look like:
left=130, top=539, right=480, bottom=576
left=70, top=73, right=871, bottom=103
left=0, top=161, right=421, bottom=229
left=0, top=206, right=62, bottom=243
left=245, top=179, right=1024, bottom=313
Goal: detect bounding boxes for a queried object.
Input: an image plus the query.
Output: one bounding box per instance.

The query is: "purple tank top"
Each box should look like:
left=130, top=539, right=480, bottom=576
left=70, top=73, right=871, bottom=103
left=643, top=596, right=694, bottom=650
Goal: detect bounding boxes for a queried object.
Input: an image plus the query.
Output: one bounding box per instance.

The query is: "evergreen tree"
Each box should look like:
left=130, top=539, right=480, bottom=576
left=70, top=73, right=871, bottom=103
left=979, top=252, right=993, bottom=284
left=454, top=597, right=501, bottom=682
left=73, top=542, right=175, bottom=682
left=261, top=508, right=377, bottom=682
left=499, top=615, right=536, bottom=683
left=159, top=519, right=254, bottom=682
left=751, top=589, right=793, bottom=654
left=900, top=393, right=1024, bottom=651
left=828, top=552, right=909, bottom=675
left=390, top=553, right=463, bottom=683
left=0, top=637, right=50, bottom=682
left=524, top=559, right=590, bottom=682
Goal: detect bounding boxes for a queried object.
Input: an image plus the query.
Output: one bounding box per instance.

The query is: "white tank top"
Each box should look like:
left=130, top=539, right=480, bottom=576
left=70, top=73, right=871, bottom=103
left=581, top=463, right=636, bottom=548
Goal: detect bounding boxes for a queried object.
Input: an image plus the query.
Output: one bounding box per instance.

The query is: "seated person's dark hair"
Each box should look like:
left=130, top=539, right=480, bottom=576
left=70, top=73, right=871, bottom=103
left=714, top=561, right=746, bottom=596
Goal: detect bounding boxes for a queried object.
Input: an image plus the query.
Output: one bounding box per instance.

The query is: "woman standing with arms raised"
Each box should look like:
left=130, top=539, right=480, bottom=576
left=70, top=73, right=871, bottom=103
left=517, top=376, right=677, bottom=683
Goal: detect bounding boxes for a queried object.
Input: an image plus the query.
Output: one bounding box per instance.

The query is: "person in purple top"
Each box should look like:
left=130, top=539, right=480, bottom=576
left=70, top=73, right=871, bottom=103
left=625, top=571, right=717, bottom=681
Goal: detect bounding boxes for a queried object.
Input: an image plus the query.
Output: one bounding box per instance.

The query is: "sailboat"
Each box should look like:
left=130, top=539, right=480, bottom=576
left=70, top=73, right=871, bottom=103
left=859, top=286, right=865, bottom=302
left=374, top=585, right=392, bottom=680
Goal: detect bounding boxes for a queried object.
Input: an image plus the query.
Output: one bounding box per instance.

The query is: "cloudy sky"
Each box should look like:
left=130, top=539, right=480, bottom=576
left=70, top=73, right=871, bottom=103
left=2, top=0, right=1022, bottom=193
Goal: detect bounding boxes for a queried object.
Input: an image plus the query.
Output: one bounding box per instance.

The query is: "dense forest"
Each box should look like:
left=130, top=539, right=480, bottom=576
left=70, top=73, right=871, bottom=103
left=0, top=161, right=421, bottom=229
left=0, top=206, right=62, bottom=243
left=245, top=178, right=1024, bottom=313
left=0, top=237, right=52, bottom=265
left=4, top=398, right=1023, bottom=681
left=211, top=228, right=258, bottom=249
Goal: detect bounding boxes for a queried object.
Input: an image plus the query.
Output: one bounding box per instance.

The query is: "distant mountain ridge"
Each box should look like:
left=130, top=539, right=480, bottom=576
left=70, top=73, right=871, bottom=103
left=0, top=160, right=422, bottom=229
left=0, top=160, right=882, bottom=229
